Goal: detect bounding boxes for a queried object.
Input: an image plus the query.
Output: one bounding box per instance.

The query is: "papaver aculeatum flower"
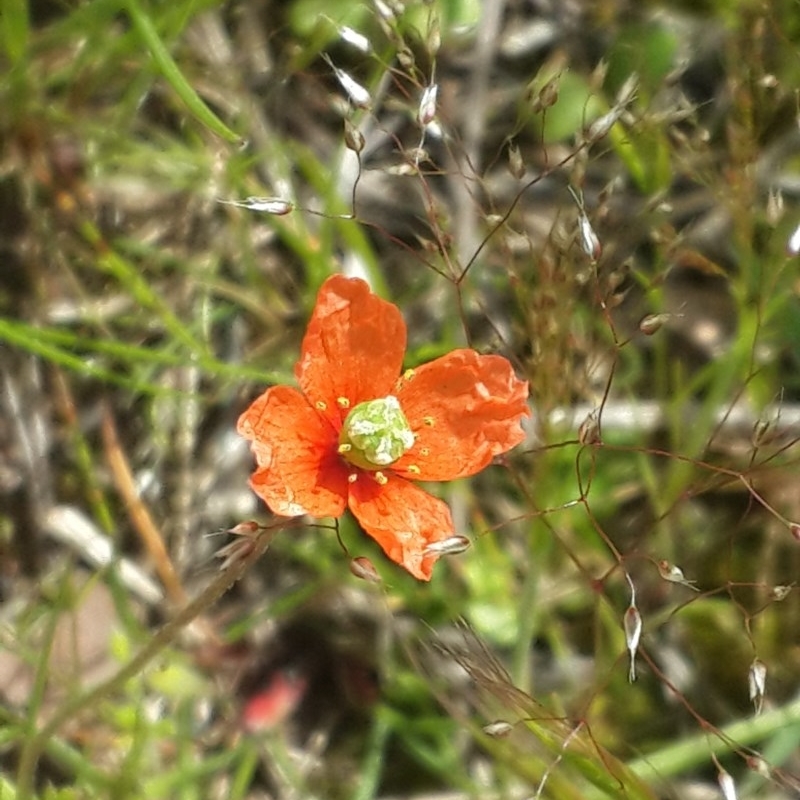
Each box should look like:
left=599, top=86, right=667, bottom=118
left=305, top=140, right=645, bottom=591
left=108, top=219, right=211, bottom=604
left=238, top=275, right=529, bottom=580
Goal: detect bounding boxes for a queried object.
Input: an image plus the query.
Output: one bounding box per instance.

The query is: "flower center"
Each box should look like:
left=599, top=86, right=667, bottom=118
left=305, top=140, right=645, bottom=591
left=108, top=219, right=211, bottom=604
left=338, top=395, right=415, bottom=469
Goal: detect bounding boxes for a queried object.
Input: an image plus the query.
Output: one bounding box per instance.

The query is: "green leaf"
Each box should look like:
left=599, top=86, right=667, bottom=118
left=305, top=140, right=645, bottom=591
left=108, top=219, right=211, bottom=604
left=537, top=71, right=604, bottom=144
left=606, top=21, right=678, bottom=97
left=609, top=119, right=673, bottom=194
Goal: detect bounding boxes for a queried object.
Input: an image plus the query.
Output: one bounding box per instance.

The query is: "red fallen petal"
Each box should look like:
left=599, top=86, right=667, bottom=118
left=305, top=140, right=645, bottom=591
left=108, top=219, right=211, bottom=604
left=348, top=473, right=455, bottom=580
left=295, top=275, right=406, bottom=427
left=393, top=349, right=529, bottom=481
left=237, top=386, right=349, bottom=518
left=241, top=668, right=308, bottom=732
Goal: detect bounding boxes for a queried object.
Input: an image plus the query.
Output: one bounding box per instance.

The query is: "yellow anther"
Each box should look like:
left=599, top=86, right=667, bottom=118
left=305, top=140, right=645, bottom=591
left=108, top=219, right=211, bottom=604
left=337, top=397, right=350, bottom=408
left=316, top=400, right=327, bottom=411
left=348, top=473, right=358, bottom=483
left=374, top=471, right=388, bottom=485
left=338, top=443, right=353, bottom=454
left=403, top=368, right=415, bottom=380
left=406, top=464, right=421, bottom=475
left=420, top=447, right=430, bottom=456
left=423, top=416, right=435, bottom=427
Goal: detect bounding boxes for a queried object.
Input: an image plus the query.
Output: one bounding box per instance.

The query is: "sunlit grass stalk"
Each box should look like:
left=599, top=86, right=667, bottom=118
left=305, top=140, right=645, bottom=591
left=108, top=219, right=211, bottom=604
left=229, top=740, right=261, bottom=800
left=628, top=694, right=800, bottom=784
left=349, top=707, right=393, bottom=800
left=0, top=317, right=287, bottom=390
left=121, top=0, right=241, bottom=144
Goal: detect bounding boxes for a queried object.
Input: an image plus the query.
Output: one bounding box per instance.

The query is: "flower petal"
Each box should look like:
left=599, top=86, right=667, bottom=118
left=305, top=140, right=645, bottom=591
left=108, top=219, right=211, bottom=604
left=393, top=349, right=529, bottom=481
left=348, top=473, right=455, bottom=580
left=295, top=275, right=406, bottom=427
left=237, top=386, right=349, bottom=517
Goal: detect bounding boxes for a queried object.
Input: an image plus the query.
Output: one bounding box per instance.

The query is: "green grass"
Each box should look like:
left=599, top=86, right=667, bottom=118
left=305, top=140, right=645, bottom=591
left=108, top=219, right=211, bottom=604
left=2, top=0, right=800, bottom=798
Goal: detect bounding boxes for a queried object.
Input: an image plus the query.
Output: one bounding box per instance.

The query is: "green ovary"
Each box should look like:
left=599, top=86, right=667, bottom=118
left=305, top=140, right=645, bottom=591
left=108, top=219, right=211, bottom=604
left=339, top=396, right=415, bottom=469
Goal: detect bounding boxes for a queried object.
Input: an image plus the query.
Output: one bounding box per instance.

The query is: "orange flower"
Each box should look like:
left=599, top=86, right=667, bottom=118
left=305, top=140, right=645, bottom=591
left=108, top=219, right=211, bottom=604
left=237, top=275, right=529, bottom=580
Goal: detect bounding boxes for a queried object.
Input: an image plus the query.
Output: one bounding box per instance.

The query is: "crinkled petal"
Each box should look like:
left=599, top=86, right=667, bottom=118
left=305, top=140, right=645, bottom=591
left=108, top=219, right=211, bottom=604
left=237, top=386, right=349, bottom=517
left=348, top=473, right=455, bottom=581
left=393, top=349, right=530, bottom=481
left=295, top=275, right=406, bottom=427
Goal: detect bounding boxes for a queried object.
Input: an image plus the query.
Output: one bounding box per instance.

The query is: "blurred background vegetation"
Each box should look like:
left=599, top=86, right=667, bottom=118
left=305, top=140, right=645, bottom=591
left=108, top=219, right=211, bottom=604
left=2, top=0, right=800, bottom=798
